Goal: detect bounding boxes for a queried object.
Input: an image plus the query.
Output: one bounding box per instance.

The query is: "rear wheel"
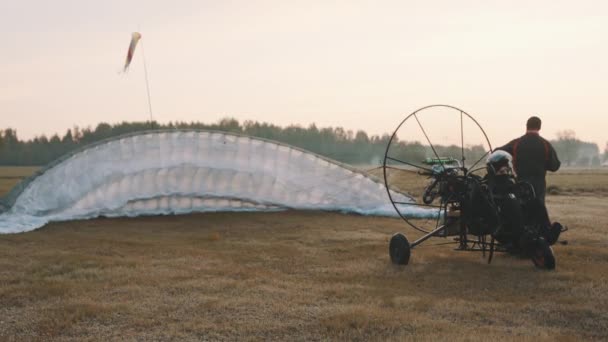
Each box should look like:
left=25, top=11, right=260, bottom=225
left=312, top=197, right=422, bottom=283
left=531, top=238, right=556, bottom=270
left=389, top=233, right=411, bottom=265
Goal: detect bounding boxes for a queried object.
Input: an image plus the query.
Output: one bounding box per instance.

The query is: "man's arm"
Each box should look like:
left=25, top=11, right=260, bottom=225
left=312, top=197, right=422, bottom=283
left=495, top=139, right=518, bottom=155
left=546, top=142, right=561, bottom=172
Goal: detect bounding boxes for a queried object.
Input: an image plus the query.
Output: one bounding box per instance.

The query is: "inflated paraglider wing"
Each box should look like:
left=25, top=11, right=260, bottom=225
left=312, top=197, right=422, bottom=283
left=0, top=130, right=433, bottom=233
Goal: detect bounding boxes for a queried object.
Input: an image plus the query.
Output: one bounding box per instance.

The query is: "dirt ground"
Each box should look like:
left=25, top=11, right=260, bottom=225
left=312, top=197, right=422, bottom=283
left=1, top=167, right=607, bottom=341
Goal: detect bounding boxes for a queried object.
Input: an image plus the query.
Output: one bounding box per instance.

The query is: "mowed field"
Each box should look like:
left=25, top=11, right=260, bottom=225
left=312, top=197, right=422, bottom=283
left=1, top=167, right=607, bottom=341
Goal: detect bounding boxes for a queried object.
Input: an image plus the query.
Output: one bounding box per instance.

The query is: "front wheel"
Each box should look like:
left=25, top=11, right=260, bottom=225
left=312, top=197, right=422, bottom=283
left=389, top=233, right=411, bottom=265
left=531, top=238, right=556, bottom=270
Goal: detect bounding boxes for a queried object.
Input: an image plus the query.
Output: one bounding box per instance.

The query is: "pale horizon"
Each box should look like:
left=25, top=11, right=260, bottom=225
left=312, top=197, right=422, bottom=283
left=1, top=1, right=607, bottom=149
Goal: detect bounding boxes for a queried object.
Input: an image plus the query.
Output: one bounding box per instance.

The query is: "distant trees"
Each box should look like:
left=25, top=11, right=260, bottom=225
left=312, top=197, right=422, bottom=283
left=0, top=129, right=23, bottom=165
left=549, top=130, right=602, bottom=167
left=604, top=143, right=608, bottom=163
left=554, top=130, right=578, bottom=166
left=0, top=122, right=603, bottom=168
left=1, top=121, right=384, bottom=166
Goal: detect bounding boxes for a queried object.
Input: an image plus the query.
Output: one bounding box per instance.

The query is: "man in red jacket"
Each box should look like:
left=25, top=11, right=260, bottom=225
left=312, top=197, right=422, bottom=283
left=497, top=116, right=561, bottom=204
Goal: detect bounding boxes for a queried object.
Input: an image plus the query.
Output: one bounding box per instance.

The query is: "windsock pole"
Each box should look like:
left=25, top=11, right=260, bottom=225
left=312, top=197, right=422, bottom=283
left=139, top=37, right=154, bottom=126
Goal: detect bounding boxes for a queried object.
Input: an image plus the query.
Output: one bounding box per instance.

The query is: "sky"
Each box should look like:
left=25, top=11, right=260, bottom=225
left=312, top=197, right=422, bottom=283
left=1, top=0, right=607, bottom=149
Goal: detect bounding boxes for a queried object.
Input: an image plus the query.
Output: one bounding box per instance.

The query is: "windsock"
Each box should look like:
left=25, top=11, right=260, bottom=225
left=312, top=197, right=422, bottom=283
left=123, top=32, right=142, bottom=72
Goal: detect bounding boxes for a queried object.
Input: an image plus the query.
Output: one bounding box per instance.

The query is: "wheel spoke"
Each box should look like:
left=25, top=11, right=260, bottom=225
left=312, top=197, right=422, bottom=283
left=469, top=166, right=487, bottom=175
left=414, top=113, right=444, bottom=170
left=385, top=156, right=433, bottom=173
left=435, top=204, right=444, bottom=232
left=460, top=110, right=465, bottom=169
left=383, top=165, right=420, bottom=174
left=468, top=150, right=491, bottom=172
left=393, top=201, right=444, bottom=209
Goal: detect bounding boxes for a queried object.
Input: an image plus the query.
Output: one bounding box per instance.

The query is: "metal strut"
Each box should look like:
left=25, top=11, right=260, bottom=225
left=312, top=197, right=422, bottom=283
left=410, top=224, right=449, bottom=248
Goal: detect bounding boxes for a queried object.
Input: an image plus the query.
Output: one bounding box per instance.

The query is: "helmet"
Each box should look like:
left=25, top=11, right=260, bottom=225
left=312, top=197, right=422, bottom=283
left=486, top=150, right=515, bottom=176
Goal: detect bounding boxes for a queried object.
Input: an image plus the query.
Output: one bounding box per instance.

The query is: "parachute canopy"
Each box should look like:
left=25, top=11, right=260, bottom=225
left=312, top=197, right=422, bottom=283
left=0, top=130, right=434, bottom=234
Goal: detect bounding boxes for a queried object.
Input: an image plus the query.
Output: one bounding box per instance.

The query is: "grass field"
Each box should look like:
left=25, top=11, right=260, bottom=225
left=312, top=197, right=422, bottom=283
left=1, top=167, right=607, bottom=341
left=0, top=166, right=39, bottom=196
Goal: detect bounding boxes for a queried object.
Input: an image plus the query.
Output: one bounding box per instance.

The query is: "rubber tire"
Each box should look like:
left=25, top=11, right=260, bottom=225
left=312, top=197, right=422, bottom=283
left=531, top=238, right=556, bottom=270
left=389, top=233, right=411, bottom=265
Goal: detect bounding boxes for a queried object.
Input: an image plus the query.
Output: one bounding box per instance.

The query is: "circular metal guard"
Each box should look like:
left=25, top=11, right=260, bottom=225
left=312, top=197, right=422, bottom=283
left=382, top=105, right=493, bottom=234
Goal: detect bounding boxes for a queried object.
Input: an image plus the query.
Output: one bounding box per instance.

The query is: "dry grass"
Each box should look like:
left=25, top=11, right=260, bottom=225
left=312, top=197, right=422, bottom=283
left=546, top=169, right=608, bottom=196
left=1, top=167, right=607, bottom=341
left=0, top=166, right=39, bottom=197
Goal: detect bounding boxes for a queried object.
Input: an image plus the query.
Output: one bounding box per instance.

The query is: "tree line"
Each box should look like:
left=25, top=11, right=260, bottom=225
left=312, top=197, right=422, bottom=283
left=0, top=119, right=605, bottom=167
